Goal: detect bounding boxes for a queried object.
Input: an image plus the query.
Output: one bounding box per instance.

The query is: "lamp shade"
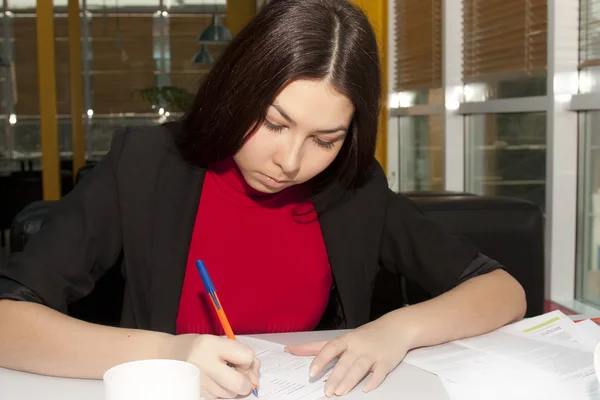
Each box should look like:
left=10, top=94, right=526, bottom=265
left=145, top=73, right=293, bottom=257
left=198, top=14, right=232, bottom=43
left=191, top=44, right=214, bottom=65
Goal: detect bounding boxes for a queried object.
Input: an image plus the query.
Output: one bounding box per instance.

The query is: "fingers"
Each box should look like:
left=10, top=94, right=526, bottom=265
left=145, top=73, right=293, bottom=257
left=248, top=356, right=261, bottom=387
left=284, top=340, right=328, bottom=357
left=200, top=373, right=239, bottom=399
left=217, top=338, right=256, bottom=370
left=362, top=364, right=390, bottom=393
left=236, top=356, right=261, bottom=388
left=326, top=358, right=391, bottom=397
left=322, top=352, right=357, bottom=397
left=309, top=337, right=347, bottom=377
left=332, top=357, right=375, bottom=396
left=208, top=361, right=253, bottom=395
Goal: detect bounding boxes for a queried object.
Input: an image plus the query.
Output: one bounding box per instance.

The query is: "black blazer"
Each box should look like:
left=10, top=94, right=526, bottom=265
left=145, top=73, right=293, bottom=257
left=0, top=124, right=501, bottom=333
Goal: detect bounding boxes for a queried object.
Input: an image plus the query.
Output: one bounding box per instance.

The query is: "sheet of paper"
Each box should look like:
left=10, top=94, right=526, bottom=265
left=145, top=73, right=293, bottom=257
left=405, top=328, right=598, bottom=394
left=441, top=377, right=600, bottom=400
left=455, top=330, right=597, bottom=390
left=577, top=319, right=600, bottom=344
left=501, top=310, right=597, bottom=351
left=237, top=336, right=333, bottom=400
left=449, top=312, right=600, bottom=399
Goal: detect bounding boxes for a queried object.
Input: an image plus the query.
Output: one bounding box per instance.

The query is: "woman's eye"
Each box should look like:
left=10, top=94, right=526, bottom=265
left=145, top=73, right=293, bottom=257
left=264, top=119, right=285, bottom=133
left=313, top=137, right=335, bottom=150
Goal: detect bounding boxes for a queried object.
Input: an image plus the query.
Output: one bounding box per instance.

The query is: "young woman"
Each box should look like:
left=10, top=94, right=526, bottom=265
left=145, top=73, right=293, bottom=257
left=0, top=0, right=526, bottom=398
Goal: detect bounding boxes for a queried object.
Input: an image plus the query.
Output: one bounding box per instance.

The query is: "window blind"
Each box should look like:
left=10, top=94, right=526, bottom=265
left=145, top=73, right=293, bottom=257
left=13, top=16, right=41, bottom=116
left=462, top=0, right=547, bottom=83
left=394, top=0, right=442, bottom=91
left=169, top=14, right=216, bottom=94
left=89, top=15, right=155, bottom=114
left=580, top=0, right=600, bottom=69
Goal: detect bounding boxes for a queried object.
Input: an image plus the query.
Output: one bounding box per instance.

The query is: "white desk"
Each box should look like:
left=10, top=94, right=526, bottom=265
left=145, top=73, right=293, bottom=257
left=0, top=330, right=451, bottom=400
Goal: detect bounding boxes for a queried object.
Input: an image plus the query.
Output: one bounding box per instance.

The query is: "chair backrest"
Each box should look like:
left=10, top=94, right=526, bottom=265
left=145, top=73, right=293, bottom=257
left=8, top=163, right=123, bottom=326
left=370, top=192, right=545, bottom=319
left=9, top=200, right=57, bottom=254
left=0, top=170, right=73, bottom=232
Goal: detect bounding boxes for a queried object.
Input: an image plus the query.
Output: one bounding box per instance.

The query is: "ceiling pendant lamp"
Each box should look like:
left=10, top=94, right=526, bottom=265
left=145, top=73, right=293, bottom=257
left=191, top=44, right=214, bottom=65
left=198, top=13, right=232, bottom=43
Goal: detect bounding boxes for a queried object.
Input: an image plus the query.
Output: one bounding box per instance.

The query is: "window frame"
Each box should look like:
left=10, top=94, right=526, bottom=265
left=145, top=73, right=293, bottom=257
left=388, top=0, right=598, bottom=313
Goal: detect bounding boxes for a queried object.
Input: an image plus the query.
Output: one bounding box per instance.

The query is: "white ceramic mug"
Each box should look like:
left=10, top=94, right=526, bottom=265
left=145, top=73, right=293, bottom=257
left=594, top=341, right=600, bottom=385
left=103, top=359, right=201, bottom=400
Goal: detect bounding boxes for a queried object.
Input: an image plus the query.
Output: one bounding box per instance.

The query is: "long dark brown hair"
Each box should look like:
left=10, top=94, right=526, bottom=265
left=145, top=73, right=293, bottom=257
left=178, top=0, right=381, bottom=210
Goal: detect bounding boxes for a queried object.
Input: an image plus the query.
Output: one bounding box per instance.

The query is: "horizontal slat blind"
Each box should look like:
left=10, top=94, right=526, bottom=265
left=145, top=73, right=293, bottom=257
left=13, top=16, right=39, bottom=116
left=462, top=0, right=547, bottom=82
left=169, top=14, right=216, bottom=94
left=89, top=15, right=155, bottom=114
left=580, top=0, right=600, bottom=69
left=394, top=0, right=442, bottom=91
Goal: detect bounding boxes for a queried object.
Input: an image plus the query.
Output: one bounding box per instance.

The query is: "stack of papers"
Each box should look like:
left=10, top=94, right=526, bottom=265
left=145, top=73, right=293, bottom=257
left=236, top=311, right=600, bottom=399
left=404, top=311, right=600, bottom=400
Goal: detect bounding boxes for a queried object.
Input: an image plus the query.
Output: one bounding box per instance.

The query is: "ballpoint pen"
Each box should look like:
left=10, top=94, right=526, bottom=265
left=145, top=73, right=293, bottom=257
left=195, top=260, right=259, bottom=398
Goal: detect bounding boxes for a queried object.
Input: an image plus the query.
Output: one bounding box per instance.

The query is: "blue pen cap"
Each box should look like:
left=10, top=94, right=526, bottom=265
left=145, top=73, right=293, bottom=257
left=195, top=260, right=220, bottom=309
left=195, top=260, right=215, bottom=293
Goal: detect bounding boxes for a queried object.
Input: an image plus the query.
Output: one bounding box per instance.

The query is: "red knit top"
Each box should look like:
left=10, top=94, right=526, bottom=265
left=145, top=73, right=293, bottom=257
left=175, top=158, right=333, bottom=335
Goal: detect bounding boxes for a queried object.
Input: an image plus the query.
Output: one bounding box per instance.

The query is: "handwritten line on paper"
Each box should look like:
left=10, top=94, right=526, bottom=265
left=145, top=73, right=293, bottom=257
left=236, top=336, right=333, bottom=400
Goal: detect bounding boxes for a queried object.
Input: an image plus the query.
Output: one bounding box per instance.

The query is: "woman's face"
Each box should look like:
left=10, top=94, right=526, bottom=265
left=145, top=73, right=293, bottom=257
left=233, top=79, right=354, bottom=194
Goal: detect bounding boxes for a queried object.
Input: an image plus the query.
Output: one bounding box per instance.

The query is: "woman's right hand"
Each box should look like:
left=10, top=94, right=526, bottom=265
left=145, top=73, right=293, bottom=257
left=169, top=334, right=260, bottom=399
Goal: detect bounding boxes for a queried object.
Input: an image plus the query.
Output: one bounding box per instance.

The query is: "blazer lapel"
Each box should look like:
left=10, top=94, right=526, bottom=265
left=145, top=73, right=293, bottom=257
left=149, top=154, right=205, bottom=334
left=317, top=193, right=370, bottom=328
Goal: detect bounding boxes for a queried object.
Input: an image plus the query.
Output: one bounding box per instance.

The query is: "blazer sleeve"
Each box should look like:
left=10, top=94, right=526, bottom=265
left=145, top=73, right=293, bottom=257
left=0, top=129, right=127, bottom=314
left=379, top=190, right=504, bottom=298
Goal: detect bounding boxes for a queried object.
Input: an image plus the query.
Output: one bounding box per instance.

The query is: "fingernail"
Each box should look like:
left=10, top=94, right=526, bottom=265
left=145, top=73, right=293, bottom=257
left=283, top=347, right=289, bottom=353
left=325, top=387, right=334, bottom=398
left=309, top=366, right=318, bottom=377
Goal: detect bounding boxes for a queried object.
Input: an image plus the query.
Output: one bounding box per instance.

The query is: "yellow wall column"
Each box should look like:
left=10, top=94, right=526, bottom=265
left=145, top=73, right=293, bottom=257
left=68, top=0, right=85, bottom=180
left=226, top=0, right=257, bottom=36
left=36, top=0, right=61, bottom=200
left=350, top=0, right=388, bottom=174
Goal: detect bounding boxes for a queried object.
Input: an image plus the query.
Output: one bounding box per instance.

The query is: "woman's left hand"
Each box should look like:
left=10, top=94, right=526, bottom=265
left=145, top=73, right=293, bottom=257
left=285, top=314, right=415, bottom=397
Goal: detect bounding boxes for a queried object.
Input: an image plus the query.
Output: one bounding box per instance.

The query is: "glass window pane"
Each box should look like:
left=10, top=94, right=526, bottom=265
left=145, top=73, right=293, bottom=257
left=397, top=115, right=443, bottom=191
left=462, top=0, right=547, bottom=101
left=394, top=0, right=442, bottom=103
left=463, top=76, right=547, bottom=102
left=577, top=111, right=600, bottom=307
left=579, top=0, right=600, bottom=92
left=170, top=14, right=216, bottom=97
left=13, top=118, right=41, bottom=158
left=88, top=12, right=156, bottom=115
left=465, top=112, right=546, bottom=211
left=12, top=14, right=38, bottom=116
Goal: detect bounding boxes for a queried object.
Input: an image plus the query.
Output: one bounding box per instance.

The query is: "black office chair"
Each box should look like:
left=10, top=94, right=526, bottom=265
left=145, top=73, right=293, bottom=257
left=7, top=164, right=124, bottom=326
left=0, top=170, right=73, bottom=247
left=9, top=200, right=57, bottom=254
left=370, top=192, right=545, bottom=319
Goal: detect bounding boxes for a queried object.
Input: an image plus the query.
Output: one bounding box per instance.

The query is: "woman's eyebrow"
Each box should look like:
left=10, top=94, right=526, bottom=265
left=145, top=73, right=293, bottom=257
left=271, top=104, right=297, bottom=126
left=271, top=103, right=348, bottom=134
left=316, top=126, right=348, bottom=134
